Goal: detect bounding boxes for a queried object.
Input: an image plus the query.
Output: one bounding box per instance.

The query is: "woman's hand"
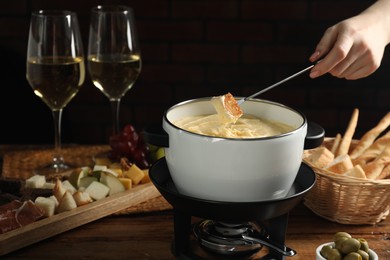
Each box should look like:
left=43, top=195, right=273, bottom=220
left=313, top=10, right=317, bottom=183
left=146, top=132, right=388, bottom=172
left=309, top=0, right=390, bottom=80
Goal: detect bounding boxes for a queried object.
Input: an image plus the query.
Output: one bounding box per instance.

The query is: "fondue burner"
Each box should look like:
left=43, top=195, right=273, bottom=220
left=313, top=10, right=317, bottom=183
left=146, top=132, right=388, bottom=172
left=193, top=220, right=264, bottom=256
left=149, top=158, right=316, bottom=260
left=193, top=220, right=296, bottom=257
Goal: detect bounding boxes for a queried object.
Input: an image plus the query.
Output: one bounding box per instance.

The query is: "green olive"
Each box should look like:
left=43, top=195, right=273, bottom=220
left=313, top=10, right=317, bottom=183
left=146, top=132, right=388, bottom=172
left=358, top=238, right=369, bottom=252
left=326, top=248, right=342, bottom=260
left=343, top=252, right=363, bottom=260
left=333, top=231, right=352, bottom=242
left=320, top=245, right=333, bottom=258
left=335, top=237, right=349, bottom=251
left=357, top=249, right=369, bottom=260
left=339, top=238, right=361, bottom=254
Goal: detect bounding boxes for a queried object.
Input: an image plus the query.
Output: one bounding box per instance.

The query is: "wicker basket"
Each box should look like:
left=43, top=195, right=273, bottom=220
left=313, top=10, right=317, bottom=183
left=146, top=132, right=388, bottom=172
left=303, top=138, right=390, bottom=225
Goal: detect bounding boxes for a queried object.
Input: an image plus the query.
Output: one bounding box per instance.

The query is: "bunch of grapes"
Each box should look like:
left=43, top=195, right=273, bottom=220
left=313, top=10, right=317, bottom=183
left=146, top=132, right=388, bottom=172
left=109, top=124, right=151, bottom=169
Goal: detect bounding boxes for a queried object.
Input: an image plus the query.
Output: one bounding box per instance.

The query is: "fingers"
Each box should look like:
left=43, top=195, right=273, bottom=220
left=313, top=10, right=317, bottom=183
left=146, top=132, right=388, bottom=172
left=309, top=26, right=339, bottom=63
left=341, top=65, right=371, bottom=80
left=310, top=33, right=354, bottom=78
left=328, top=44, right=362, bottom=78
left=321, top=43, right=381, bottom=79
left=312, top=55, right=378, bottom=80
left=333, top=54, right=379, bottom=80
left=312, top=56, right=370, bottom=80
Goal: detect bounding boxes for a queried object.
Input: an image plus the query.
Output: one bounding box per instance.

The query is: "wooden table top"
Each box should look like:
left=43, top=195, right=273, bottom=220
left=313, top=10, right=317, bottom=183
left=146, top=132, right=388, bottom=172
left=0, top=145, right=389, bottom=259
left=1, top=203, right=389, bottom=259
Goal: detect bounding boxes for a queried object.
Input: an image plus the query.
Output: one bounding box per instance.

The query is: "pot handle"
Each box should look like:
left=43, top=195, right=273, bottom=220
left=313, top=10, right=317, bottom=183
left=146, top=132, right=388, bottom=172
left=143, top=124, right=169, bottom=148
left=143, top=121, right=325, bottom=150
left=305, top=121, right=325, bottom=150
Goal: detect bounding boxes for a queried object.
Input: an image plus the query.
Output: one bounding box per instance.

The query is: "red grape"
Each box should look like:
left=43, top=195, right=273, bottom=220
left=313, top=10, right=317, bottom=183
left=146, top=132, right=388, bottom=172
left=122, top=124, right=139, bottom=144
left=109, top=124, right=151, bottom=168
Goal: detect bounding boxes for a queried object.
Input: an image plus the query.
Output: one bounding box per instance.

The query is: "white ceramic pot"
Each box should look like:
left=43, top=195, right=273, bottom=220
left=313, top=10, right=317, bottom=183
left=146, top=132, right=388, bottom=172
left=151, top=97, right=323, bottom=202
left=157, top=98, right=322, bottom=202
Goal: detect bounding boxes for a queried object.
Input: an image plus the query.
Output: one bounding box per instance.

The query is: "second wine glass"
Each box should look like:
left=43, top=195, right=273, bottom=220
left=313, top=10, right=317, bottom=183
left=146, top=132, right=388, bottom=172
left=87, top=5, right=142, bottom=136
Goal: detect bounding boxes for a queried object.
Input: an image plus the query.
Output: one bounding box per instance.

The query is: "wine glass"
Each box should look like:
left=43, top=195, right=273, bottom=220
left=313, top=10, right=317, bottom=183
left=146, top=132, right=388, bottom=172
left=26, top=10, right=85, bottom=175
left=87, top=5, right=142, bottom=136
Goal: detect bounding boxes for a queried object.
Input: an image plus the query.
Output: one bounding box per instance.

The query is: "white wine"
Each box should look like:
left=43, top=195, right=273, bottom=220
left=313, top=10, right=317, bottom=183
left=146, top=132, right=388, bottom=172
left=87, top=54, right=141, bottom=100
left=26, top=56, right=85, bottom=110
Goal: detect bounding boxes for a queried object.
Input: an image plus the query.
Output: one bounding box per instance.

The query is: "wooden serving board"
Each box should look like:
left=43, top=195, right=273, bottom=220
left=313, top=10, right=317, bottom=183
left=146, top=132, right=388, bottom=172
left=0, top=182, right=161, bottom=256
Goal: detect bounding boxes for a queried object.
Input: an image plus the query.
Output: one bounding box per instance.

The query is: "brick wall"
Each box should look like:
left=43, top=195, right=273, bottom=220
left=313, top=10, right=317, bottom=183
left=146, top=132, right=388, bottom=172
left=0, top=0, right=388, bottom=144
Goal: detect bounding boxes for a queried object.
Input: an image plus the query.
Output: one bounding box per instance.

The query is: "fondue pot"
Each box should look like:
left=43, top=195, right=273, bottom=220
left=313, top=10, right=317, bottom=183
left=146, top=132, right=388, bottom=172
left=145, top=97, right=324, bottom=202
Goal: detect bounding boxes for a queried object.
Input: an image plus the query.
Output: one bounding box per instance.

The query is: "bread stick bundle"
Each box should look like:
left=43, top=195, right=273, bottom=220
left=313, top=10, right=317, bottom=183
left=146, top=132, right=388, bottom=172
left=304, top=109, right=390, bottom=180
left=350, top=111, right=390, bottom=159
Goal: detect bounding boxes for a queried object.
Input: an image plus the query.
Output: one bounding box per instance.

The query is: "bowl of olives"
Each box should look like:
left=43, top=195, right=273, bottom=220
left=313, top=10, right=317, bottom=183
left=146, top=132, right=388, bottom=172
left=316, top=232, right=378, bottom=260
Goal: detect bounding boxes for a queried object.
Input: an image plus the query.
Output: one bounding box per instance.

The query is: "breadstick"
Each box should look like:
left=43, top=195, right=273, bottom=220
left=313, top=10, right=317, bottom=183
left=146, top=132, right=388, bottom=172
left=330, top=133, right=342, bottom=155
left=336, top=108, right=359, bottom=157
left=377, top=163, right=390, bottom=179
left=378, top=130, right=390, bottom=139
left=350, top=111, right=390, bottom=159
left=352, top=136, right=390, bottom=167
left=364, top=143, right=390, bottom=180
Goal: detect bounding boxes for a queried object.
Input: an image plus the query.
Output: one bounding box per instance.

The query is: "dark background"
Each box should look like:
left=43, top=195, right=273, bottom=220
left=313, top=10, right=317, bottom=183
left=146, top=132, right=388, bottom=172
left=0, top=0, right=389, bottom=145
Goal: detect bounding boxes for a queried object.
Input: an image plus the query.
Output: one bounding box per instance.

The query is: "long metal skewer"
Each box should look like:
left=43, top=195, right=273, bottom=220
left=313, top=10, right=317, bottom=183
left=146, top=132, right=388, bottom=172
left=236, top=64, right=315, bottom=105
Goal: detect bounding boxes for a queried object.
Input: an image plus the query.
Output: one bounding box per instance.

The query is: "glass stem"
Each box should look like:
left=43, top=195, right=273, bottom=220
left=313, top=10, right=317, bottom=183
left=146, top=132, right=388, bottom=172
left=51, top=109, right=65, bottom=169
left=110, top=99, right=121, bottom=136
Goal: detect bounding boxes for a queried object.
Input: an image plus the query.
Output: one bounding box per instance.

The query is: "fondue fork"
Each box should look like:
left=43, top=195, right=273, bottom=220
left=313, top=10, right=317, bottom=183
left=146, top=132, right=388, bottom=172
left=236, top=63, right=315, bottom=105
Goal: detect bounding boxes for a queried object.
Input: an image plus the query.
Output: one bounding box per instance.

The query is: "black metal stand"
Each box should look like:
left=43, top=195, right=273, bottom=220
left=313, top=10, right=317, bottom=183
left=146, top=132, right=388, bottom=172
left=262, top=213, right=289, bottom=260
left=172, top=209, right=192, bottom=257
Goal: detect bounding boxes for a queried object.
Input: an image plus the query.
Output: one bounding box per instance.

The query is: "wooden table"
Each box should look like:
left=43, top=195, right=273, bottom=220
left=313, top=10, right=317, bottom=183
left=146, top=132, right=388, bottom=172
left=0, top=146, right=389, bottom=259
left=1, top=203, right=388, bottom=259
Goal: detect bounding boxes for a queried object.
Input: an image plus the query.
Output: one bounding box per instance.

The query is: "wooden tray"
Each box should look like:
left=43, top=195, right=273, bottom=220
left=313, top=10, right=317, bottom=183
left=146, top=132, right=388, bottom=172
left=1, top=145, right=171, bottom=212
left=0, top=183, right=161, bottom=256
left=0, top=146, right=173, bottom=255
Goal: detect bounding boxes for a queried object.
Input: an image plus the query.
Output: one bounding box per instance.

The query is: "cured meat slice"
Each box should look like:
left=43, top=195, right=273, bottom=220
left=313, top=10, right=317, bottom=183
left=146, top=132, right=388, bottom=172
left=0, top=200, right=23, bottom=211
left=0, top=200, right=45, bottom=234
left=0, top=209, right=20, bottom=234
left=16, top=200, right=45, bottom=226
